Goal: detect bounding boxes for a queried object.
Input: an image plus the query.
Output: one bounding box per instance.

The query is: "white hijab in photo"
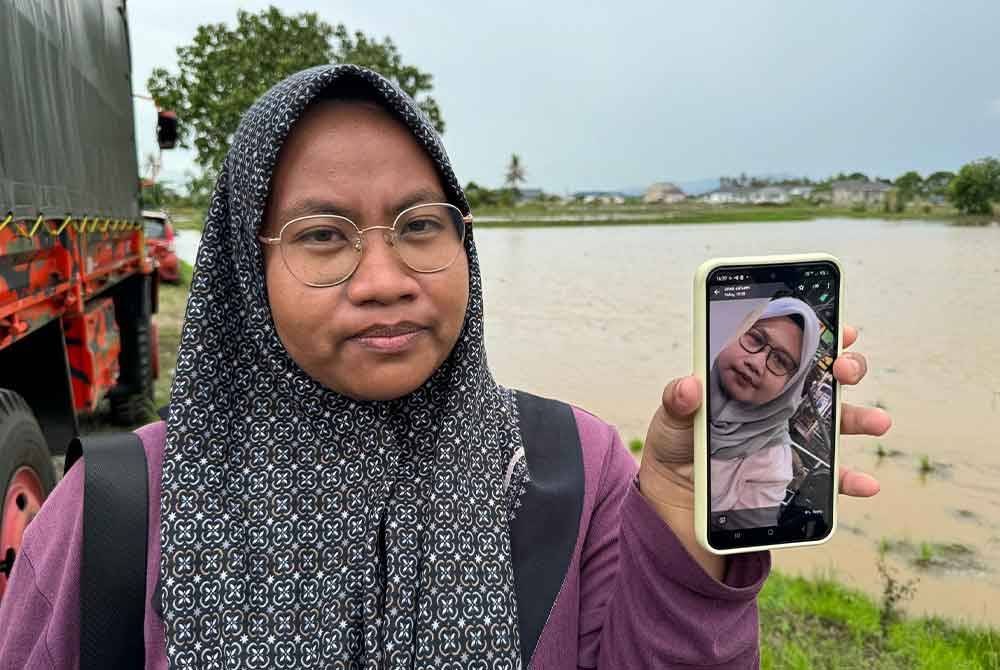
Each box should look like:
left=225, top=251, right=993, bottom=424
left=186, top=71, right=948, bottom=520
left=708, top=297, right=821, bottom=460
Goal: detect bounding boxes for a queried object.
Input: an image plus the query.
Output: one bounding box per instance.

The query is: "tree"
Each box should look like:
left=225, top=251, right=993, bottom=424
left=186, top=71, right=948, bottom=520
left=505, top=154, right=526, bottom=190
left=894, top=171, right=923, bottom=201
left=924, top=171, right=956, bottom=197
left=147, top=6, right=443, bottom=172
left=948, top=158, right=1000, bottom=215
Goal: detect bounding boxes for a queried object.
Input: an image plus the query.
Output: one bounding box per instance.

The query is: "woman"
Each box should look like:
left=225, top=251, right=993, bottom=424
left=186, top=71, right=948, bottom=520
left=709, top=298, right=821, bottom=519
left=0, top=66, right=888, bottom=668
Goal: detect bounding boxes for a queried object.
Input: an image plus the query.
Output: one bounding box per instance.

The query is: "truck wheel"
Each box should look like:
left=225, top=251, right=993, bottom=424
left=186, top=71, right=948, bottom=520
left=110, top=318, right=155, bottom=425
left=0, top=389, right=57, bottom=599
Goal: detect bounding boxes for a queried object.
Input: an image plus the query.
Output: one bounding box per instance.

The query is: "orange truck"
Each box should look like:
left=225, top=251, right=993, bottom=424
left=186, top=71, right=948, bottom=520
left=0, top=0, right=176, bottom=597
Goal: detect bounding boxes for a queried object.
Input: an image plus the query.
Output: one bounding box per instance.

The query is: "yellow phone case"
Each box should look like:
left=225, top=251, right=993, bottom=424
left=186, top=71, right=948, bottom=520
left=693, top=253, right=844, bottom=555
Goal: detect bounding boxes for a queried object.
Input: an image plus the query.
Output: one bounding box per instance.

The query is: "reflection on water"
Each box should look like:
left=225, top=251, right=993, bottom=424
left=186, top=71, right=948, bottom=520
left=477, top=218, right=1000, bottom=626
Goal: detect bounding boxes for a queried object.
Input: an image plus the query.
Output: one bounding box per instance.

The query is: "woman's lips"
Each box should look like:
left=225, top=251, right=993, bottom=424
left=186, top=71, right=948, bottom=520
left=350, top=326, right=426, bottom=353
left=731, top=368, right=756, bottom=388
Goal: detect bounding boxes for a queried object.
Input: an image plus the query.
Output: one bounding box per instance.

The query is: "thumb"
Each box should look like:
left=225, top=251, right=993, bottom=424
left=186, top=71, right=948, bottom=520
left=644, top=376, right=702, bottom=466
left=660, top=376, right=702, bottom=429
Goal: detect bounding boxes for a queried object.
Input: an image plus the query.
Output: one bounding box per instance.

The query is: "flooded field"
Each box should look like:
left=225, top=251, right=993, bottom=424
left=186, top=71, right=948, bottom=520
left=476, top=218, right=1000, bottom=627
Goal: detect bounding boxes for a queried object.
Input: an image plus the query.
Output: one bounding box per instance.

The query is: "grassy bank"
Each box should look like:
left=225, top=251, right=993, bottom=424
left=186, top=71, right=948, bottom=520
left=153, top=260, right=193, bottom=410
left=163, top=202, right=996, bottom=231
left=760, top=572, right=998, bottom=669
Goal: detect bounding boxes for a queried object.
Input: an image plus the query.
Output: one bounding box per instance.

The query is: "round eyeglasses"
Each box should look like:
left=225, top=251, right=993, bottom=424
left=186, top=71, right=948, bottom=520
left=738, top=327, right=800, bottom=377
left=258, top=202, right=470, bottom=287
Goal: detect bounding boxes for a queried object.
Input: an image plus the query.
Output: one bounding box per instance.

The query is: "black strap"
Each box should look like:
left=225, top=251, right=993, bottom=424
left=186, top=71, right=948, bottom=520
left=511, top=391, right=585, bottom=668
left=66, top=432, right=149, bottom=670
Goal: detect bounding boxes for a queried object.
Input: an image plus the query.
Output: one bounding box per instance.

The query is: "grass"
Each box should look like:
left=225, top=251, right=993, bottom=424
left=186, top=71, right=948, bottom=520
left=158, top=201, right=987, bottom=232
left=153, top=260, right=193, bottom=411
left=469, top=201, right=972, bottom=227
left=919, top=455, right=935, bottom=476
left=760, top=572, right=1000, bottom=669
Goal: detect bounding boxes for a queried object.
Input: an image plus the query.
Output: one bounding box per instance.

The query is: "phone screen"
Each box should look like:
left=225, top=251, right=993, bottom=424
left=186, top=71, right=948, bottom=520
left=706, top=261, right=839, bottom=550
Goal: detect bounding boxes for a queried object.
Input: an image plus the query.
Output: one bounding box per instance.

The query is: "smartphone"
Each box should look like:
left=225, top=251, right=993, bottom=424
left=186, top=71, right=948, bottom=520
left=693, top=253, right=843, bottom=555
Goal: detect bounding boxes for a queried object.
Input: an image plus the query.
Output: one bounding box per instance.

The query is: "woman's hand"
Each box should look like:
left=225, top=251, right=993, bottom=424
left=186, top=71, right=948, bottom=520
left=636, top=325, right=891, bottom=576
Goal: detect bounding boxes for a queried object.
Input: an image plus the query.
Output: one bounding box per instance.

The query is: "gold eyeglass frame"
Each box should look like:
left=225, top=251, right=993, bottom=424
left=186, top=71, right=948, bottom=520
left=258, top=202, right=473, bottom=287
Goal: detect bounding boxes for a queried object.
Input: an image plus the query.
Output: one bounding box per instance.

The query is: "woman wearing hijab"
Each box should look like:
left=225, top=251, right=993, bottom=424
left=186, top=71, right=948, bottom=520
left=0, top=66, right=889, bottom=668
left=709, top=298, right=822, bottom=520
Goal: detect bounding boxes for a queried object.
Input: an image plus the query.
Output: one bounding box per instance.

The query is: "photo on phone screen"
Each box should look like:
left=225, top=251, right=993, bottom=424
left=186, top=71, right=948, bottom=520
left=706, top=262, right=839, bottom=548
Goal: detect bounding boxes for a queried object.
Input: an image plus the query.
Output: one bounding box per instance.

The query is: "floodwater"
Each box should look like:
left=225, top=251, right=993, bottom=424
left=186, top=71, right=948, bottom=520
left=177, top=218, right=1000, bottom=626
left=476, top=218, right=1000, bottom=627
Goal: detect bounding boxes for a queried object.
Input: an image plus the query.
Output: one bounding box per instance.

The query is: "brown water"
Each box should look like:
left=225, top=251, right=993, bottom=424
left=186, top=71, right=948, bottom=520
left=477, top=218, right=1000, bottom=627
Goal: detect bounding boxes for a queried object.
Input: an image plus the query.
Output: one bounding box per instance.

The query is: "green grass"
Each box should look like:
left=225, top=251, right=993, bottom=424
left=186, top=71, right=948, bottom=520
left=165, top=206, right=204, bottom=231
left=760, top=572, right=1000, bottom=669
left=152, top=260, right=193, bottom=411
left=466, top=202, right=971, bottom=229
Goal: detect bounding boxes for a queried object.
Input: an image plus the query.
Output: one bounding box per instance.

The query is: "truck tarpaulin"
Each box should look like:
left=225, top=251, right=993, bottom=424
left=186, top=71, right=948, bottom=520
left=0, top=0, right=140, bottom=221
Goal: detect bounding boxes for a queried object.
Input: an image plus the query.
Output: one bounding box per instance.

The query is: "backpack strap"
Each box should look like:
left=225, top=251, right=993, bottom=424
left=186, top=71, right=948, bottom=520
left=510, top=391, right=585, bottom=668
left=65, top=432, right=149, bottom=670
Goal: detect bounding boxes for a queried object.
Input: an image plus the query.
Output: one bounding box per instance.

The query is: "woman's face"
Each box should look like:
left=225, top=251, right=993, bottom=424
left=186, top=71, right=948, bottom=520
left=262, top=100, right=470, bottom=401
left=716, top=315, right=803, bottom=405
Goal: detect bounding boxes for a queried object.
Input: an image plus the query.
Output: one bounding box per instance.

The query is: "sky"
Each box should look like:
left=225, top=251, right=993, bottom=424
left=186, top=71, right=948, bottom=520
left=129, top=1, right=1000, bottom=195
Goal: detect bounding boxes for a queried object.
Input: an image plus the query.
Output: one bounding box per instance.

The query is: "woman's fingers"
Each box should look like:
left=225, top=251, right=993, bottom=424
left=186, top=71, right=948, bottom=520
left=843, top=324, right=859, bottom=349
left=841, top=403, right=892, bottom=436
left=839, top=466, right=880, bottom=497
left=833, top=351, right=868, bottom=385
left=659, top=376, right=702, bottom=427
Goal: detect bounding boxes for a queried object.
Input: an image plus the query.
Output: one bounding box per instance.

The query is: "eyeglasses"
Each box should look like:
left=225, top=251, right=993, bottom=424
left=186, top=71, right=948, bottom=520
left=738, top=327, right=799, bottom=377
left=258, top=203, right=471, bottom=287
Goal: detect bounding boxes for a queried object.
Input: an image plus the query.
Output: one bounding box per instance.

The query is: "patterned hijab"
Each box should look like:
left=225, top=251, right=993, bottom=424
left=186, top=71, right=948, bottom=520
left=708, top=297, right=820, bottom=460
left=159, top=65, right=524, bottom=669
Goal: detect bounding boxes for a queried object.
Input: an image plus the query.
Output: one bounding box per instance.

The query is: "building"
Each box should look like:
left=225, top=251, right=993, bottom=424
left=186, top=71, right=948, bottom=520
left=749, top=186, right=790, bottom=205
left=642, top=182, right=686, bottom=204
left=831, top=180, right=893, bottom=206
left=515, top=188, right=544, bottom=203
left=573, top=190, right=626, bottom=205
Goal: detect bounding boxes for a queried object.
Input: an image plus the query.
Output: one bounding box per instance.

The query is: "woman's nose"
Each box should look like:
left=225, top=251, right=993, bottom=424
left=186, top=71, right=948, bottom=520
left=344, top=230, right=418, bottom=305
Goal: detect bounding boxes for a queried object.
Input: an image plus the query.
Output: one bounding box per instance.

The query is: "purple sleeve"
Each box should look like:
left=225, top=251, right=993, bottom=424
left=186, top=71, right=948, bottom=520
left=0, top=454, right=84, bottom=669
left=0, top=421, right=167, bottom=670
left=579, top=424, right=770, bottom=669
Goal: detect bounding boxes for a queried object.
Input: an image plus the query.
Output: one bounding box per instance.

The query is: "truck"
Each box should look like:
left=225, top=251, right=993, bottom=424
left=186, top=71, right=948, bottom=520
left=0, top=0, right=176, bottom=598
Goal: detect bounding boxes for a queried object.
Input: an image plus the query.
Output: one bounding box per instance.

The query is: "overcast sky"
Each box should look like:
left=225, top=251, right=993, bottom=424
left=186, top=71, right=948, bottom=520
left=129, top=1, right=1000, bottom=194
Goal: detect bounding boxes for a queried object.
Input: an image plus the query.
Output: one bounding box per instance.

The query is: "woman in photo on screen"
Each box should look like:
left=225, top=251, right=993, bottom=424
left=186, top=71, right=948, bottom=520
left=709, top=297, right=821, bottom=520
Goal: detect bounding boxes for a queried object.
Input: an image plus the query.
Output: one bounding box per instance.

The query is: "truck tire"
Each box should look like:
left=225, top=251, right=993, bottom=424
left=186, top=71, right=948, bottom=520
left=110, top=317, right=155, bottom=426
left=0, top=389, right=57, bottom=599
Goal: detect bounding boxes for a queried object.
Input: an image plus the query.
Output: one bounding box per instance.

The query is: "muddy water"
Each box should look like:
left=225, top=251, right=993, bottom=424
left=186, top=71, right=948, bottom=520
left=476, top=218, right=1000, bottom=627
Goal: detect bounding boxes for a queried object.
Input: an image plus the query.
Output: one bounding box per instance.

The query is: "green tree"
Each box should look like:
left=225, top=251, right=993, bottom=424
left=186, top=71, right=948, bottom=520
left=894, top=171, right=923, bottom=202
left=505, top=154, right=526, bottom=190
left=924, top=170, right=956, bottom=197
left=147, top=6, right=442, bottom=172
left=948, top=158, right=1000, bottom=215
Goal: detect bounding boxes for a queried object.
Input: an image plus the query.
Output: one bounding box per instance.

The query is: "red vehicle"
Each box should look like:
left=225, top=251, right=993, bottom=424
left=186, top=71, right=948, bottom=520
left=143, top=210, right=180, bottom=283
left=0, top=0, right=176, bottom=598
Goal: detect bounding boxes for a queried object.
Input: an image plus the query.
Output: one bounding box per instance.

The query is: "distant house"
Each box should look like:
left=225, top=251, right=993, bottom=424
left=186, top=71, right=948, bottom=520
left=643, top=182, right=686, bottom=204
left=573, top=190, right=626, bottom=205
left=702, top=185, right=791, bottom=205
left=832, top=180, right=892, bottom=206
left=702, top=186, right=751, bottom=204
left=787, top=185, right=814, bottom=199
left=516, top=188, right=544, bottom=203
left=750, top=186, right=789, bottom=205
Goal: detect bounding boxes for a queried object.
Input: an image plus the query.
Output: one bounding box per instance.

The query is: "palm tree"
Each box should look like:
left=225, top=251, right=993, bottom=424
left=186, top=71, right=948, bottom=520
left=505, top=154, right=526, bottom=190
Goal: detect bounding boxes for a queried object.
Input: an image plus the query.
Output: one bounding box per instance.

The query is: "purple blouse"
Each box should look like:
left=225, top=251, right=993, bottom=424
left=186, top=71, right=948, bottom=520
left=0, top=407, right=768, bottom=669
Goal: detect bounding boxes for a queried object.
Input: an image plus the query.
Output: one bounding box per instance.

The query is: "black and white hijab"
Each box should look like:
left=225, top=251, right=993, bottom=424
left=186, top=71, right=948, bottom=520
left=159, top=65, right=525, bottom=670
